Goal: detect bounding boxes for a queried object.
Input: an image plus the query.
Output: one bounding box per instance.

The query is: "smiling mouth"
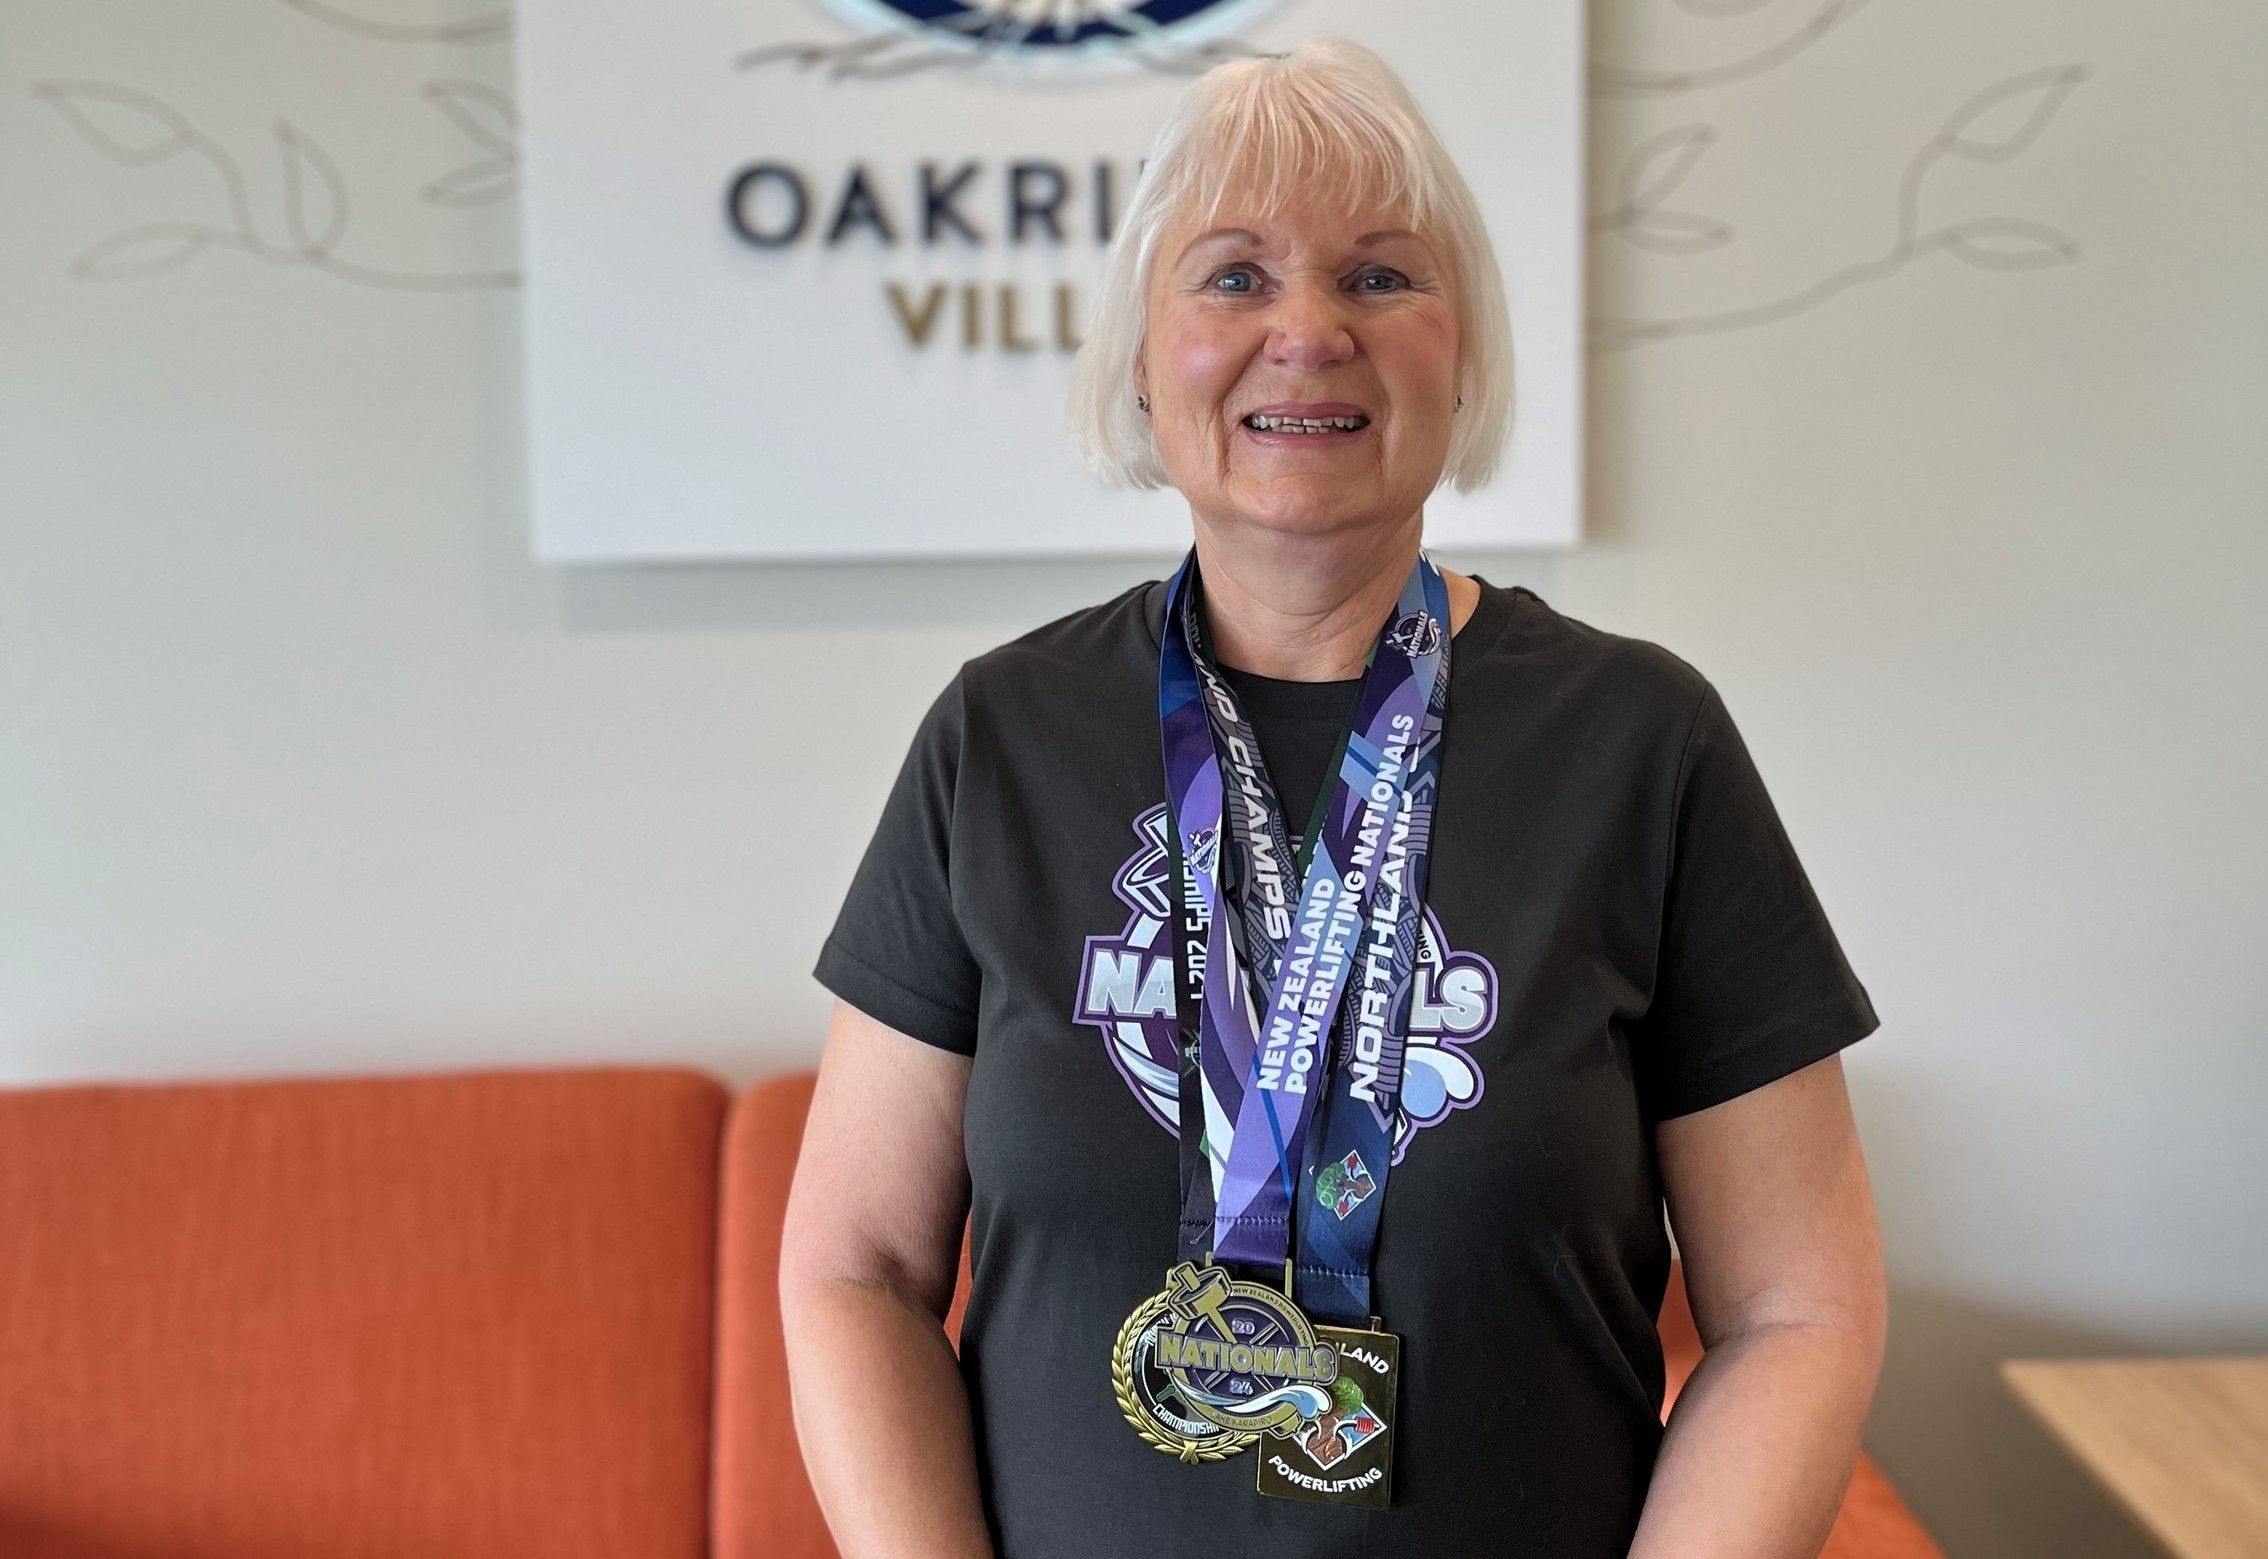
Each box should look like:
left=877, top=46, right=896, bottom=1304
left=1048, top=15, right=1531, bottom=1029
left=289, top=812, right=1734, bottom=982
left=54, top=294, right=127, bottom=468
left=1240, top=413, right=1371, bottom=435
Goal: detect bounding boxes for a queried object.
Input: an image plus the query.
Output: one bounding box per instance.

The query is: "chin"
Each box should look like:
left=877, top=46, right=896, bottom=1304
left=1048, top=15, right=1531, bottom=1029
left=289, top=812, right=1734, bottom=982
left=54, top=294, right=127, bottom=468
left=1223, top=484, right=1388, bottom=538
left=1225, top=510, right=1375, bottom=546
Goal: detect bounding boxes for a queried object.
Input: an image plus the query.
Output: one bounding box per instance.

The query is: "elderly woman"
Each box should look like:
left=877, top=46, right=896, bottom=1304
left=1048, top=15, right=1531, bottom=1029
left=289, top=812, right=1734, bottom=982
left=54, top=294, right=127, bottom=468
left=780, top=36, right=1887, bottom=1559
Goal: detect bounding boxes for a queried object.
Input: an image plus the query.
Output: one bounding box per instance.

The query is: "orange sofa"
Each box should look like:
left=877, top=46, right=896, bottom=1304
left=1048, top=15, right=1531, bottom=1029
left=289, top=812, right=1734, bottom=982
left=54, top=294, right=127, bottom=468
left=0, top=1065, right=1939, bottom=1558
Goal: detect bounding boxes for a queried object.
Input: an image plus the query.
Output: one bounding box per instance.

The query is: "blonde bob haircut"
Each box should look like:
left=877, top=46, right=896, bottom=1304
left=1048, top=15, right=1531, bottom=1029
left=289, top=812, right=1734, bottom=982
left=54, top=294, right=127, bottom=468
left=1065, top=36, right=1514, bottom=494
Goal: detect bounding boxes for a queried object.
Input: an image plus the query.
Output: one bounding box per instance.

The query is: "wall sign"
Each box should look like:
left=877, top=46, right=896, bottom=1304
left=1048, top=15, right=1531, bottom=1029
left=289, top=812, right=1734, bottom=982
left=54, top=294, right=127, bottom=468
left=517, top=0, right=1584, bottom=560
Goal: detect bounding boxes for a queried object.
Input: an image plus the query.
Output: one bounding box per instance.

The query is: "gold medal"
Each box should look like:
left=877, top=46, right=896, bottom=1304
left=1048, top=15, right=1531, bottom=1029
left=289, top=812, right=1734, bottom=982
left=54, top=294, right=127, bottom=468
left=1111, top=1260, right=1335, bottom=1462
left=1112, top=1259, right=1398, bottom=1507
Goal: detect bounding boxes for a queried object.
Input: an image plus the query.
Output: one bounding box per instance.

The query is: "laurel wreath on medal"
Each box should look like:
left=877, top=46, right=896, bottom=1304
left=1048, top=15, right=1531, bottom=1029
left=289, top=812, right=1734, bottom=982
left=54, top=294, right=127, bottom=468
left=1110, top=1298, right=1257, bottom=1464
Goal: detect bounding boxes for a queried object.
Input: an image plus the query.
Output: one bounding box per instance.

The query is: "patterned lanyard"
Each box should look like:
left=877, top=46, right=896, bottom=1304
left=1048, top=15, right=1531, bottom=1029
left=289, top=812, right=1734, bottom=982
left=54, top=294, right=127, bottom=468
left=1157, top=545, right=1451, bottom=1325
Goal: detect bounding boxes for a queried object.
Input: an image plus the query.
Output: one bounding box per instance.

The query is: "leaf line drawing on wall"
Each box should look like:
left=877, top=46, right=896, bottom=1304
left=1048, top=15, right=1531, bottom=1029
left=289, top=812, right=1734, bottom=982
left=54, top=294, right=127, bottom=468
left=31, top=79, right=519, bottom=289
left=278, top=0, right=509, bottom=45
left=1593, top=0, right=1878, bottom=98
left=1590, top=123, right=1736, bottom=254
left=420, top=79, right=518, bottom=205
left=1590, top=64, right=2087, bottom=354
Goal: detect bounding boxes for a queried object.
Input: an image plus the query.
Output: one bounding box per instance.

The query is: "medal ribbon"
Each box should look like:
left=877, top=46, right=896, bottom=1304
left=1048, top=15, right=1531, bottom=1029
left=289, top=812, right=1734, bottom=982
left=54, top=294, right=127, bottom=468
left=1158, top=545, right=1451, bottom=1327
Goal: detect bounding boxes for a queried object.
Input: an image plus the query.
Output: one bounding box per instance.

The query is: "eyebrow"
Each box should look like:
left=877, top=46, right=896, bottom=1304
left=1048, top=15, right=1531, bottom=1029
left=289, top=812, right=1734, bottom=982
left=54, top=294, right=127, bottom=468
left=1175, top=227, right=1426, bottom=265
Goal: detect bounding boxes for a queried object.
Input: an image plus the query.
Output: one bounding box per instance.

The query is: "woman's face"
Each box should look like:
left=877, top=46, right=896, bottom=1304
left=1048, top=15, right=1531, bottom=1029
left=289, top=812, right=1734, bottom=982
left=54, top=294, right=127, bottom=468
left=1138, top=182, right=1459, bottom=544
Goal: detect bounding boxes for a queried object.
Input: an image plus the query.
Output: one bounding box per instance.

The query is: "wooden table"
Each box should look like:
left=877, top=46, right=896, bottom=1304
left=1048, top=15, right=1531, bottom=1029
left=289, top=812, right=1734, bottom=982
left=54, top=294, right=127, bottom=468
left=2000, top=1355, right=2268, bottom=1558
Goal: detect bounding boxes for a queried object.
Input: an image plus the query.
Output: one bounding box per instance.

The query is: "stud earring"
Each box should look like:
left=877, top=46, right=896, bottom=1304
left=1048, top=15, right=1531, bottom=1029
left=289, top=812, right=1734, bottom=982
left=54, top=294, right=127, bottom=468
left=1136, top=394, right=1149, bottom=414
left=1455, top=395, right=1465, bottom=413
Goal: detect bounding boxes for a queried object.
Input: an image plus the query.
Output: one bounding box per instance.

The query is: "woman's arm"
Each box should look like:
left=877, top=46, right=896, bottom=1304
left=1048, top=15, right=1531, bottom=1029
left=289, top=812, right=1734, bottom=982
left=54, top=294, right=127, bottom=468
left=778, top=999, right=992, bottom=1559
left=1627, top=1053, right=1889, bottom=1559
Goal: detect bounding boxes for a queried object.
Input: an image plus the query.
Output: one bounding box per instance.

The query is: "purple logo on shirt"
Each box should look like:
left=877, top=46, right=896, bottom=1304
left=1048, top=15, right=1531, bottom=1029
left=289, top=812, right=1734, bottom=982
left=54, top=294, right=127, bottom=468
left=1074, top=803, right=1496, bottom=1160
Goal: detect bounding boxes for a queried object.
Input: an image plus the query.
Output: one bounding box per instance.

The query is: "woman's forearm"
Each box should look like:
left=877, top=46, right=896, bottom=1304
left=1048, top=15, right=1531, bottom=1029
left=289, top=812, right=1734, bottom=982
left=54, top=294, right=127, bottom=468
left=781, top=1276, right=994, bottom=1559
left=1625, top=1319, right=1883, bottom=1559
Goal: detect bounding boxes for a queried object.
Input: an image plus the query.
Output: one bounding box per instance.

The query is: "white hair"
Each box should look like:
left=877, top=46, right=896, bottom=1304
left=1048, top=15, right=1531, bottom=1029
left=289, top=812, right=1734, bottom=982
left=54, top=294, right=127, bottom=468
left=1064, top=36, right=1514, bottom=493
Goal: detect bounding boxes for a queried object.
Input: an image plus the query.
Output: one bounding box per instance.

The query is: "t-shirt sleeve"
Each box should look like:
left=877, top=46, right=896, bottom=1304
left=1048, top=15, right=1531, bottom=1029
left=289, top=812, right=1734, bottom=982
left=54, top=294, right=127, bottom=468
left=811, top=669, right=982, bottom=1056
left=1632, top=680, right=1881, bottom=1124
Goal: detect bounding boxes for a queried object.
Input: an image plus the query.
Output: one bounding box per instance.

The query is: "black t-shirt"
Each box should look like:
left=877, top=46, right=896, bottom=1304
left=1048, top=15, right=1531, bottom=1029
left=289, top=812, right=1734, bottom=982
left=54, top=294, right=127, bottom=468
left=811, top=574, right=1881, bottom=1558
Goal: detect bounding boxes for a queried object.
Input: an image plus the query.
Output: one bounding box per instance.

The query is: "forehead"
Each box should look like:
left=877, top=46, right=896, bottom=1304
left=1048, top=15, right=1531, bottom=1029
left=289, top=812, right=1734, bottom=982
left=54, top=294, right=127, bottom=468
left=1185, top=153, right=1405, bottom=219
left=1171, top=221, right=1431, bottom=256
left=1160, top=184, right=1437, bottom=263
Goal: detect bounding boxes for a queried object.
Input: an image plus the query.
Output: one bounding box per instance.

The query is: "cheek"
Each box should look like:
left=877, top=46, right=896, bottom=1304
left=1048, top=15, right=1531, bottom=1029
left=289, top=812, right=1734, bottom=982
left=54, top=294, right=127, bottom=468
left=1378, top=310, right=1460, bottom=404
left=1152, top=318, right=1246, bottom=414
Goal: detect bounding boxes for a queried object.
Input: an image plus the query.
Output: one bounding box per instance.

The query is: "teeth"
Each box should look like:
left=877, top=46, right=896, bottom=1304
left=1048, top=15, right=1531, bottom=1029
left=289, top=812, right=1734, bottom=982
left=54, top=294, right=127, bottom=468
left=1245, top=413, right=1367, bottom=432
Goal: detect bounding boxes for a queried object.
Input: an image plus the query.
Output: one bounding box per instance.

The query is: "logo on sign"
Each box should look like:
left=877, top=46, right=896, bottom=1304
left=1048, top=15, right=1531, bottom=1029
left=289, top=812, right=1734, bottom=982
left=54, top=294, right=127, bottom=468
left=806, top=0, right=1286, bottom=66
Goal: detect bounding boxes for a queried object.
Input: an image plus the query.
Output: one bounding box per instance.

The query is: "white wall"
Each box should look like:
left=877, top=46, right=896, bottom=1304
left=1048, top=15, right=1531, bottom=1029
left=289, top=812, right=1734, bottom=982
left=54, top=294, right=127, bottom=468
left=4, top=1, right=2261, bottom=1554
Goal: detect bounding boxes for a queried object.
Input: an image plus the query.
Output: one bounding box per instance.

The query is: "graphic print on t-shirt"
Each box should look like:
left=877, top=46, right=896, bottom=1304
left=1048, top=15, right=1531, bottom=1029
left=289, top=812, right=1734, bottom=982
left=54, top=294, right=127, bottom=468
left=1074, top=803, right=1497, bottom=1160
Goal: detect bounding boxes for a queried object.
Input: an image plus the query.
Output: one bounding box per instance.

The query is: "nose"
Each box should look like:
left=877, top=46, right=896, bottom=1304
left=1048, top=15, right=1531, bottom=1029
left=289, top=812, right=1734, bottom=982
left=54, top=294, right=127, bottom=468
left=1263, top=276, right=1356, bottom=372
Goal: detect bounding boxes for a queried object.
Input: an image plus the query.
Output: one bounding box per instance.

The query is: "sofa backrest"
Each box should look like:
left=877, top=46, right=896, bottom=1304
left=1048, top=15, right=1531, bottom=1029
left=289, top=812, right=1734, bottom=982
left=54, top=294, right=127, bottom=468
left=714, top=1071, right=970, bottom=1559
left=0, top=1063, right=1935, bottom=1559
left=0, top=1066, right=726, bottom=1559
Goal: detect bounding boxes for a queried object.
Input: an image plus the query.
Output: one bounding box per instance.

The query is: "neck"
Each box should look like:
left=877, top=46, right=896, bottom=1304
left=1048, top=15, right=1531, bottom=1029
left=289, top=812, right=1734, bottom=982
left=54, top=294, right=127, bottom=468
left=1189, top=516, right=1478, bottom=682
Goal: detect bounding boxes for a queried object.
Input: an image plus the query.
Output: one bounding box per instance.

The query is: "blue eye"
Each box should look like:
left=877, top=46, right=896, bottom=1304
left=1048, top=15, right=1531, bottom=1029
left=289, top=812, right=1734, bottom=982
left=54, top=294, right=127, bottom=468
left=1208, top=264, right=1410, bottom=294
